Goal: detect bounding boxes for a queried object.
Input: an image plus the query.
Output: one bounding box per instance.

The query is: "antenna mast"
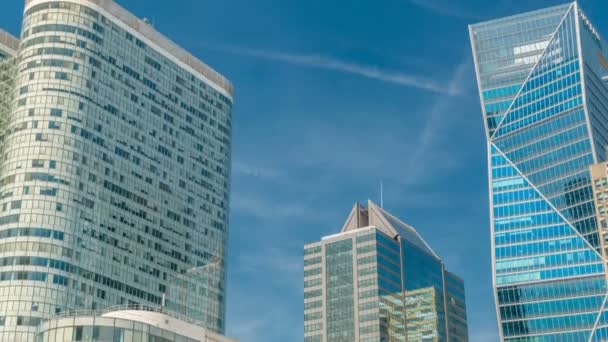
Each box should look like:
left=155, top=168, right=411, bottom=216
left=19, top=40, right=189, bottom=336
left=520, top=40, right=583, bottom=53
left=380, top=181, right=384, bottom=209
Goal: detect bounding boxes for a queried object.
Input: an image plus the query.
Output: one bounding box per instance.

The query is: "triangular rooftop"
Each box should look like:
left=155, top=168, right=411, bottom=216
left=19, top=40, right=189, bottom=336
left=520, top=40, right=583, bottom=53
left=341, top=200, right=440, bottom=259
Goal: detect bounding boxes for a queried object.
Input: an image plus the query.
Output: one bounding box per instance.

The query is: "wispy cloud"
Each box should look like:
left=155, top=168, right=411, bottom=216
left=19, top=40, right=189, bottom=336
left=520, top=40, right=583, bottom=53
left=405, top=0, right=480, bottom=19
left=229, top=57, right=477, bottom=224
left=229, top=317, right=266, bottom=341
left=290, top=57, right=475, bottom=189
left=227, top=247, right=304, bottom=340
left=236, top=247, right=303, bottom=285
left=228, top=306, right=301, bottom=341
left=232, top=161, right=286, bottom=182
left=203, top=44, right=462, bottom=95
left=401, top=58, right=474, bottom=184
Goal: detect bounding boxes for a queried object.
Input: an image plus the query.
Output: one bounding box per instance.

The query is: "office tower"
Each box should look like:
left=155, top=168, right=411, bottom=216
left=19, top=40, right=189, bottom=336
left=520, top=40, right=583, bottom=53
left=0, top=1, right=234, bottom=341
left=303, top=200, right=468, bottom=342
left=470, top=2, right=608, bottom=340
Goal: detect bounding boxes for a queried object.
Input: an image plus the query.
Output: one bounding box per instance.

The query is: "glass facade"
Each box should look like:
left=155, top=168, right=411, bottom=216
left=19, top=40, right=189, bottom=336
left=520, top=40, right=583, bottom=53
left=470, top=2, right=608, bottom=340
left=325, top=239, right=355, bottom=341
left=0, top=1, right=234, bottom=341
left=303, top=201, right=468, bottom=341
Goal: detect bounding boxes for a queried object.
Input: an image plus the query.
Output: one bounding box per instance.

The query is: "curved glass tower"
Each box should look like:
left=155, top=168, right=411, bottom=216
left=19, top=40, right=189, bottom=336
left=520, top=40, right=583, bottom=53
left=470, top=2, right=608, bottom=341
left=0, top=1, right=234, bottom=341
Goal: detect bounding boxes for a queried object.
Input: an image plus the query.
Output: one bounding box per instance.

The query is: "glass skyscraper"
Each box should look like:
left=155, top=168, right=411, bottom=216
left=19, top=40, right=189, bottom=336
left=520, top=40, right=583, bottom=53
left=470, top=2, right=608, bottom=340
left=0, top=1, right=234, bottom=341
left=303, top=200, right=468, bottom=341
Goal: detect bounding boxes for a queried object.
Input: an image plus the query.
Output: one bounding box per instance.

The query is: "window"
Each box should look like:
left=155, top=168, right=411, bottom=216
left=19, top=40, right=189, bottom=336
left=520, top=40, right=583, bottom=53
left=55, top=71, right=68, bottom=80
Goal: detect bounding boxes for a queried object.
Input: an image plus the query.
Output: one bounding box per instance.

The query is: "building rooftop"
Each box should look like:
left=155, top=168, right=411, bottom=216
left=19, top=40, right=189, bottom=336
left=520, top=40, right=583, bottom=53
left=43, top=304, right=237, bottom=341
left=24, top=0, right=233, bottom=97
left=0, top=29, right=19, bottom=56
left=340, top=200, right=440, bottom=259
left=469, top=2, right=572, bottom=28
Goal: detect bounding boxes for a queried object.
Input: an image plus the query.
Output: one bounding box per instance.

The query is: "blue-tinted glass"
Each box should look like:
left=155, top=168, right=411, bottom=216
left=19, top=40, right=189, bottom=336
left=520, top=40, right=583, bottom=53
left=472, top=3, right=608, bottom=340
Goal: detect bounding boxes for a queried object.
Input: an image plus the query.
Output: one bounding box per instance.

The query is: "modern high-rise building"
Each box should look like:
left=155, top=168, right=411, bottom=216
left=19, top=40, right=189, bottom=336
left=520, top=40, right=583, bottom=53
left=0, top=1, right=234, bottom=341
left=470, top=2, right=608, bottom=340
left=303, top=200, right=468, bottom=342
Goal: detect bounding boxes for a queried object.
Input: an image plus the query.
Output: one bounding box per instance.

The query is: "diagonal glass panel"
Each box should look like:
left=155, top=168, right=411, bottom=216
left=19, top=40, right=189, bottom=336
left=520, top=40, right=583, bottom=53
left=495, top=108, right=598, bottom=247
left=589, top=297, right=608, bottom=341
left=494, top=7, right=581, bottom=139
left=470, top=3, right=571, bottom=136
left=491, top=8, right=598, bottom=247
left=491, top=145, right=607, bottom=339
left=591, top=324, right=608, bottom=341
left=491, top=145, right=603, bottom=287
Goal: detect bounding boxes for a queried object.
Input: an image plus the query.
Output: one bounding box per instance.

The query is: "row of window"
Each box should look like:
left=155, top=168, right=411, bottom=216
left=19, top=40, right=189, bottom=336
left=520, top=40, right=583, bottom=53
left=497, top=95, right=583, bottom=138
left=500, top=294, right=604, bottom=321
left=496, top=262, right=603, bottom=286
left=495, top=224, right=579, bottom=247
left=496, top=250, right=599, bottom=274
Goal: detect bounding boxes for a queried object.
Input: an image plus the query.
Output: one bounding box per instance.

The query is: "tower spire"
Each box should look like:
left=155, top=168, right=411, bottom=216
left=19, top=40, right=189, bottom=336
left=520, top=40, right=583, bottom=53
left=380, top=181, right=384, bottom=209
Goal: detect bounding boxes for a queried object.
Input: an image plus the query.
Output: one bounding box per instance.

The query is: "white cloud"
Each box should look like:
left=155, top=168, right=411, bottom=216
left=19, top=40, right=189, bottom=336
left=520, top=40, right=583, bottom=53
left=228, top=317, right=266, bottom=341
left=228, top=57, right=477, bottom=226
left=227, top=248, right=304, bottom=340
left=232, top=161, right=286, bottom=182
left=406, top=0, right=480, bottom=19
left=227, top=307, right=301, bottom=341
left=401, top=58, right=474, bottom=184
left=286, top=57, right=475, bottom=188
left=203, top=44, right=462, bottom=95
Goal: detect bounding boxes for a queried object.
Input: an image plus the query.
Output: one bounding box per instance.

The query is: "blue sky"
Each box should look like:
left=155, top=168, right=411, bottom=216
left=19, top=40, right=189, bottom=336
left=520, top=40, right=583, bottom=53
left=2, top=0, right=608, bottom=341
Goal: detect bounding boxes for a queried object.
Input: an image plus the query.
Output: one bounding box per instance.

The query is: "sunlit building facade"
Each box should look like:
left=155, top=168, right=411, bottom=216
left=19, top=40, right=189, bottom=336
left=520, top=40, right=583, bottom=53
left=303, top=200, right=468, bottom=342
left=0, top=1, right=234, bottom=341
left=34, top=306, right=237, bottom=342
left=470, top=2, right=608, bottom=340
left=0, top=30, right=19, bottom=61
left=0, top=30, right=19, bottom=174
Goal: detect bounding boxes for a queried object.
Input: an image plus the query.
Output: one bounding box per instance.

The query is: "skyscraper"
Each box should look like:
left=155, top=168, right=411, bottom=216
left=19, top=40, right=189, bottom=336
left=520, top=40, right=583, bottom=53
left=0, top=1, right=234, bottom=341
left=470, top=2, right=608, bottom=340
left=303, top=200, right=468, bottom=342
